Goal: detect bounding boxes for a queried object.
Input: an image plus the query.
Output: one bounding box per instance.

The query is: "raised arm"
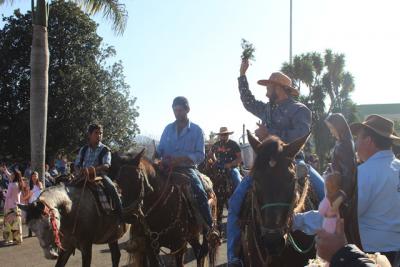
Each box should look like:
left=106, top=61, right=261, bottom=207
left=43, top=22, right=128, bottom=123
left=238, top=60, right=267, bottom=121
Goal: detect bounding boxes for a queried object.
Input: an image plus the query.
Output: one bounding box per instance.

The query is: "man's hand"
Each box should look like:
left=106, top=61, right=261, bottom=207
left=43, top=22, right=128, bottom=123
left=95, top=164, right=109, bottom=174
left=316, top=219, right=347, bottom=262
left=255, top=122, right=269, bottom=141
left=240, top=59, right=249, bottom=76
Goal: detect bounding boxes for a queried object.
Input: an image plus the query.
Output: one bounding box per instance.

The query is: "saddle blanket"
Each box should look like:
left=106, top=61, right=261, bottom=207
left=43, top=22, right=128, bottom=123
left=95, top=184, right=113, bottom=213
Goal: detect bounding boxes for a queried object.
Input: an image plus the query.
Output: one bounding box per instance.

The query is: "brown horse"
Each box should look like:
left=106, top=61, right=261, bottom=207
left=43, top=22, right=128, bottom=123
left=239, top=132, right=318, bottom=267
left=110, top=150, right=219, bottom=267
left=199, top=160, right=233, bottom=236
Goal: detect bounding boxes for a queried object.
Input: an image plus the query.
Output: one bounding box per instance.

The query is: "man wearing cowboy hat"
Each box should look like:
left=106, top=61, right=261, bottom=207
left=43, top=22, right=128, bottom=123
left=226, top=60, right=325, bottom=266
left=350, top=114, right=400, bottom=265
left=293, top=115, right=400, bottom=266
left=208, top=127, right=242, bottom=189
left=237, top=59, right=324, bottom=199
left=238, top=59, right=310, bottom=143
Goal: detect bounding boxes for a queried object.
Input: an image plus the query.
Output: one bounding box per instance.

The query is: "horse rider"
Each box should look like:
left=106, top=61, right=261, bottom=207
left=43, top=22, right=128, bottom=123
left=208, top=127, right=242, bottom=189
left=74, top=123, right=126, bottom=223
left=226, top=59, right=325, bottom=266
left=156, top=96, right=219, bottom=241
left=294, top=115, right=400, bottom=266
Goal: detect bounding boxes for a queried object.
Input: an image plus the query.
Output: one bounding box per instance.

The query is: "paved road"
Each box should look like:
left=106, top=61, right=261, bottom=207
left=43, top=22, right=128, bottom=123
left=0, top=218, right=228, bottom=267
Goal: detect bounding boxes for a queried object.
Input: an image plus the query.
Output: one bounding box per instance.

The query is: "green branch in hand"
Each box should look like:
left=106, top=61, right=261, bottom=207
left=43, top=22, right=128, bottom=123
left=241, top=38, right=256, bottom=61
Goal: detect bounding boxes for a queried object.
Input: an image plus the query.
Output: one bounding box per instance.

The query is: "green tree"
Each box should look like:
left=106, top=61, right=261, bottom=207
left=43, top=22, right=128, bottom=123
left=281, top=50, right=357, bottom=169
left=0, top=0, right=127, bottom=181
left=0, top=2, right=138, bottom=163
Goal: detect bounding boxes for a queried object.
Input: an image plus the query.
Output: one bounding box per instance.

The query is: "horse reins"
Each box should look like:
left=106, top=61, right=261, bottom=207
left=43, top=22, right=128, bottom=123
left=124, top=165, right=188, bottom=256
left=249, top=160, right=316, bottom=265
left=40, top=199, right=64, bottom=251
left=72, top=166, right=95, bottom=234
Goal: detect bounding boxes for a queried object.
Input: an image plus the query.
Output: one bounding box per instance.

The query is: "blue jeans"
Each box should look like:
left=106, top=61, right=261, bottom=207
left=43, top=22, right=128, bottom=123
left=227, top=163, right=324, bottom=264
left=102, top=175, right=122, bottom=214
left=188, top=168, right=213, bottom=227
left=296, top=159, right=324, bottom=201
left=230, top=168, right=242, bottom=189
left=227, top=176, right=252, bottom=263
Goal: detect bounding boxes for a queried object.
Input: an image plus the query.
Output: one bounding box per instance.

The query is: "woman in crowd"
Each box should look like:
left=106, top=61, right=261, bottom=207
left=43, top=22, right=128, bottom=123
left=29, top=171, right=43, bottom=203
left=20, top=177, right=32, bottom=237
left=3, top=169, right=23, bottom=244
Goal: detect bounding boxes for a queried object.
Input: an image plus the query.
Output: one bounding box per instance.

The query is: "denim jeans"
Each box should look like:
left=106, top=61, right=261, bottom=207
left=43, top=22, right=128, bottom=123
left=230, top=168, right=242, bottom=189
left=187, top=168, right=213, bottom=227
left=296, top=159, right=324, bottom=201
left=227, top=176, right=252, bottom=263
left=102, top=175, right=122, bottom=214
left=227, top=162, right=325, bottom=263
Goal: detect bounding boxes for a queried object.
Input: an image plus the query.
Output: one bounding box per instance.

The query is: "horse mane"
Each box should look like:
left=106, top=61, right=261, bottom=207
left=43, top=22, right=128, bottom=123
left=39, top=184, right=72, bottom=213
left=293, top=177, right=310, bottom=213
left=138, top=157, right=157, bottom=178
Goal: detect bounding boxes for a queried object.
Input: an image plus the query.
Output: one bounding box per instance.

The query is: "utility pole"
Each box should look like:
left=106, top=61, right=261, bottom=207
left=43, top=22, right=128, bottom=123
left=290, top=0, right=293, bottom=64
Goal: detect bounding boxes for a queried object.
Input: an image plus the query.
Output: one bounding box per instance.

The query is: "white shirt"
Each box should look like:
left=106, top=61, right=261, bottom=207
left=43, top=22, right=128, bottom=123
left=29, top=184, right=42, bottom=203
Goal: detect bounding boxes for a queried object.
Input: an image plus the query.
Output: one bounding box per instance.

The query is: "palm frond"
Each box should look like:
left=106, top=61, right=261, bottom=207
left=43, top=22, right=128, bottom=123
left=75, top=0, right=128, bottom=34
left=0, top=0, right=14, bottom=5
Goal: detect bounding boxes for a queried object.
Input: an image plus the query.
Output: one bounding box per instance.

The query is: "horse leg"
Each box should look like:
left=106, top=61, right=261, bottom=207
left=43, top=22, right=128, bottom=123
left=55, top=249, right=73, bottom=267
left=108, top=241, right=121, bottom=267
left=81, top=243, right=93, bottom=267
left=188, top=236, right=203, bottom=262
left=174, top=250, right=185, bottom=267
left=217, top=198, right=224, bottom=235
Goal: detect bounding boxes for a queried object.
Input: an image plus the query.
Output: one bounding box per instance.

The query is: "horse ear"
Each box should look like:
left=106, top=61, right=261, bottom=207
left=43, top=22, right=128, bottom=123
left=247, top=130, right=261, bottom=153
left=35, top=200, right=46, bottom=212
left=132, top=148, right=145, bottom=166
left=283, top=132, right=311, bottom=159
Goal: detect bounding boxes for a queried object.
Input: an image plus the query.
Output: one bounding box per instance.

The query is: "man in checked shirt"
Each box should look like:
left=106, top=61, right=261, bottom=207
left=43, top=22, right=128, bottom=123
left=74, top=123, right=125, bottom=222
left=226, top=59, right=325, bottom=266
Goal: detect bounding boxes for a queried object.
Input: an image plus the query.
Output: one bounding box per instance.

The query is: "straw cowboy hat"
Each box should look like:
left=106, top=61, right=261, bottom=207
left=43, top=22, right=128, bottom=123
left=350, top=114, right=400, bottom=142
left=216, top=127, right=234, bottom=135
left=257, top=72, right=299, bottom=97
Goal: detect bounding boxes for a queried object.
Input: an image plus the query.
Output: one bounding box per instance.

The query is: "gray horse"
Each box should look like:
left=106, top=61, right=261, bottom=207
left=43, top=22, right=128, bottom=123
left=19, top=183, right=128, bottom=267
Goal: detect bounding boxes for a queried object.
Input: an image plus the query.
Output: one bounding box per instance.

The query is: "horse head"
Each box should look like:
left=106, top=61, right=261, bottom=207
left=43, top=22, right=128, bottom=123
left=110, top=149, right=154, bottom=220
left=18, top=185, right=71, bottom=260
left=247, top=130, right=310, bottom=256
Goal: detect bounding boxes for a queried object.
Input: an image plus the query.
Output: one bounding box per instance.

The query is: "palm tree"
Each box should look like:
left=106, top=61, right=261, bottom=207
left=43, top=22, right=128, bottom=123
left=281, top=50, right=357, bottom=170
left=0, top=0, right=127, bottom=182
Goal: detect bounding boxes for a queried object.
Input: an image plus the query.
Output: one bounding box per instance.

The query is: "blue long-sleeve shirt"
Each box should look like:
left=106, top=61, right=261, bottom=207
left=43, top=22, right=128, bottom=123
left=157, top=120, right=205, bottom=167
left=293, top=150, right=400, bottom=253
left=238, top=75, right=311, bottom=143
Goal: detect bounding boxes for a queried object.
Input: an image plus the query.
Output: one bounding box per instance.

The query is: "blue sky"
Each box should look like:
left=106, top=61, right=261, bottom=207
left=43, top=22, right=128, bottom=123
left=2, top=0, right=400, bottom=141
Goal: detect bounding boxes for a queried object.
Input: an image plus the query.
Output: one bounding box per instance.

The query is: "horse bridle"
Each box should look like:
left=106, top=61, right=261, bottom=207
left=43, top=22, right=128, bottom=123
left=251, top=157, right=298, bottom=236
left=37, top=199, right=64, bottom=251
left=118, top=164, right=147, bottom=219
left=252, top=181, right=297, bottom=236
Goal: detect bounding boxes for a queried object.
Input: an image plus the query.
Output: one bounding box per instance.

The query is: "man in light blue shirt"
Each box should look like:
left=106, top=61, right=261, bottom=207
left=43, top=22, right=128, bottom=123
left=157, top=96, right=218, bottom=241
left=294, top=115, right=400, bottom=266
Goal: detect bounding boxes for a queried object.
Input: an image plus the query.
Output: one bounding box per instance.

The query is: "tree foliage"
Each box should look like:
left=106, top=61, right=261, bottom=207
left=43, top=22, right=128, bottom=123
left=281, top=50, right=357, bottom=169
left=0, top=1, right=139, bottom=161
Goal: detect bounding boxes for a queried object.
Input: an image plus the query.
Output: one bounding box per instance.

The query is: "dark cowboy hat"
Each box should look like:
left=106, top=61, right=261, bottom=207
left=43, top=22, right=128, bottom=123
left=215, top=127, right=234, bottom=135
left=350, top=114, right=400, bottom=142
left=257, top=72, right=299, bottom=97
